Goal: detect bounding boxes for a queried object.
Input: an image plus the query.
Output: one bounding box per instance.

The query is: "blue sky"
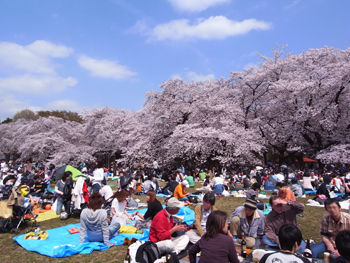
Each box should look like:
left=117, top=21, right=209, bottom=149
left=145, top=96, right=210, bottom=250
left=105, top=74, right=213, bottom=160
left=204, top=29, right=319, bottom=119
left=0, top=0, right=349, bottom=120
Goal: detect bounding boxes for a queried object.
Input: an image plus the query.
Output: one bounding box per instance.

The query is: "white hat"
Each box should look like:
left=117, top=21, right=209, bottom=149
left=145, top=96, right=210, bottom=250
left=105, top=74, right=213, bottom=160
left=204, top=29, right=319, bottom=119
left=181, top=180, right=189, bottom=188
left=167, top=197, right=184, bottom=209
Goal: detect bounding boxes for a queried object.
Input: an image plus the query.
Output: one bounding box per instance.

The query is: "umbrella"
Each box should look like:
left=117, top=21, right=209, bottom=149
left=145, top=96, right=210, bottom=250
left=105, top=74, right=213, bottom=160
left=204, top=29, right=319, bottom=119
left=54, top=165, right=86, bottom=181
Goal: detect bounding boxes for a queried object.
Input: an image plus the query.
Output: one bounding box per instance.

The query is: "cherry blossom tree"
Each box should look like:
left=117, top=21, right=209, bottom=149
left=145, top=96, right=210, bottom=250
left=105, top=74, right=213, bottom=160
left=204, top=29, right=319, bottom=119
left=0, top=47, right=349, bottom=166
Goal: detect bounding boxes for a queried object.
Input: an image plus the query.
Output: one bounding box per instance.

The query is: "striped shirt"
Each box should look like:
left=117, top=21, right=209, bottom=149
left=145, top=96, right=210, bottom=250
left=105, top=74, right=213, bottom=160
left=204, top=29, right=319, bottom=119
left=321, top=212, right=350, bottom=243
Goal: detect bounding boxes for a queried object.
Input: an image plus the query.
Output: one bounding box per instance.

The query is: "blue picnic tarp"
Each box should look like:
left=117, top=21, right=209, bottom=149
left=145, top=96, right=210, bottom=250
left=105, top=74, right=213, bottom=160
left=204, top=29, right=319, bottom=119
left=13, top=206, right=195, bottom=258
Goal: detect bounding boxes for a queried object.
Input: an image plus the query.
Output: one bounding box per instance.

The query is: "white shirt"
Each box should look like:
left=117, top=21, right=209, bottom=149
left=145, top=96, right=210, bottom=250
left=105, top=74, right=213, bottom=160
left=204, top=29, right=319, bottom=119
left=303, top=177, right=314, bottom=190
left=143, top=180, right=156, bottom=192
left=212, top=176, right=224, bottom=186
left=274, top=173, right=285, bottom=182
left=111, top=198, right=126, bottom=217
left=201, top=208, right=211, bottom=232
left=92, top=168, right=104, bottom=185
left=332, top=177, right=343, bottom=190
left=100, top=185, right=113, bottom=201
left=260, top=251, right=309, bottom=263
left=175, top=174, right=183, bottom=183
left=153, top=161, right=159, bottom=169
left=346, top=173, right=350, bottom=181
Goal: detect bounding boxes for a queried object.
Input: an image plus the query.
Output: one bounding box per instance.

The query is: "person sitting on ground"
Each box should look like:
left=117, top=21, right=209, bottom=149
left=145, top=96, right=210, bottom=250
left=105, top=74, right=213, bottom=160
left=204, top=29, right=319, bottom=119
left=212, top=173, right=225, bottom=195
left=303, top=172, right=315, bottom=191
left=203, top=175, right=210, bottom=187
left=149, top=197, right=190, bottom=255
left=316, top=176, right=331, bottom=199
left=80, top=192, right=120, bottom=247
left=175, top=170, right=184, bottom=183
left=260, top=224, right=310, bottom=263
left=189, top=210, right=239, bottom=263
left=110, top=189, right=132, bottom=225
left=0, top=175, right=17, bottom=199
left=99, top=180, right=113, bottom=202
left=331, top=174, right=345, bottom=193
left=243, top=175, right=251, bottom=189
left=229, top=198, right=265, bottom=248
left=310, top=198, right=350, bottom=259
left=143, top=175, right=157, bottom=193
left=245, top=183, right=260, bottom=200
left=186, top=174, right=195, bottom=188
left=30, top=175, right=47, bottom=197
left=134, top=190, right=163, bottom=229
left=291, top=178, right=303, bottom=197
left=162, top=174, right=179, bottom=195
left=335, top=230, right=350, bottom=263
left=186, top=192, right=217, bottom=244
left=174, top=180, right=190, bottom=202
left=276, top=182, right=296, bottom=201
left=263, top=195, right=305, bottom=253
left=152, top=175, right=160, bottom=192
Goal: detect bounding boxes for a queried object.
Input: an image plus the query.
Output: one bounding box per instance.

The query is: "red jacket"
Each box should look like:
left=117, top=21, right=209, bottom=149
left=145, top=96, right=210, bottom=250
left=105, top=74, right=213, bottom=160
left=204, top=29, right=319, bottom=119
left=82, top=182, right=89, bottom=203
left=149, top=209, right=174, bottom=242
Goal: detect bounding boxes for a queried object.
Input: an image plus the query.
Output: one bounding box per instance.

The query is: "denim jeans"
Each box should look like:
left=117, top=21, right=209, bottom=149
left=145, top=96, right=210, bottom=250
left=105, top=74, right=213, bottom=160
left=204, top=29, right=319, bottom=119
left=213, top=184, right=225, bottom=195
left=85, top=220, right=121, bottom=243
left=262, top=235, right=306, bottom=254
left=310, top=242, right=326, bottom=258
left=56, top=197, right=71, bottom=215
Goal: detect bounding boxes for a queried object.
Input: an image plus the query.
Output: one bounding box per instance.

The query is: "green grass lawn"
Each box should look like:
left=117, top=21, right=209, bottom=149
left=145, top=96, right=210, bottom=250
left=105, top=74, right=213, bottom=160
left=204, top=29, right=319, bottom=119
left=0, top=182, right=337, bottom=263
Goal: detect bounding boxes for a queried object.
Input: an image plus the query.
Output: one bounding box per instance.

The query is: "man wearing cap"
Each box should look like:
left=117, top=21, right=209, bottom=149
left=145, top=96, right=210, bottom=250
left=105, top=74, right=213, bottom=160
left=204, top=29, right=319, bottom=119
left=149, top=197, right=190, bottom=255
left=174, top=180, right=190, bottom=202
left=229, top=198, right=265, bottom=248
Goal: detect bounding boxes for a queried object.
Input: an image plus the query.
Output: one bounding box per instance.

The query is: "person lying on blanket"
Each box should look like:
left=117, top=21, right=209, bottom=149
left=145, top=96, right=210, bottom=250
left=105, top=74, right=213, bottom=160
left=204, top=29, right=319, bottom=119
left=80, top=192, right=120, bottom=246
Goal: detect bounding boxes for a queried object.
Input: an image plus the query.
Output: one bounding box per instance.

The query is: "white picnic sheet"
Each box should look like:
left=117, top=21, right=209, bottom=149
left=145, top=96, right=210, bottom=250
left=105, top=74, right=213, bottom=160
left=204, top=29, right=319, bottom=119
left=306, top=199, right=350, bottom=210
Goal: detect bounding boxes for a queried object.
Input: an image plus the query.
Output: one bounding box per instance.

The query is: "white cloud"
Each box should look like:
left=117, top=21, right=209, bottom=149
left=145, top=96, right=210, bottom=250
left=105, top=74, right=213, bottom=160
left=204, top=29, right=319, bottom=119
left=171, top=71, right=215, bottom=82
left=78, top=55, right=136, bottom=80
left=0, top=40, right=73, bottom=74
left=168, top=0, right=230, bottom=12
left=46, top=99, right=84, bottom=112
left=0, top=95, right=85, bottom=120
left=0, top=75, right=77, bottom=94
left=170, top=74, right=183, bottom=80
left=27, top=40, right=73, bottom=58
left=150, top=16, right=272, bottom=41
left=0, top=94, right=29, bottom=120
left=186, top=71, right=215, bottom=82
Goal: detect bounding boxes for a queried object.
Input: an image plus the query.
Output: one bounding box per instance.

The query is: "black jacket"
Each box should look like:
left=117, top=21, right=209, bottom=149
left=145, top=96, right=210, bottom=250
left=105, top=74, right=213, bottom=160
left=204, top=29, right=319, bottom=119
left=144, top=199, right=163, bottom=220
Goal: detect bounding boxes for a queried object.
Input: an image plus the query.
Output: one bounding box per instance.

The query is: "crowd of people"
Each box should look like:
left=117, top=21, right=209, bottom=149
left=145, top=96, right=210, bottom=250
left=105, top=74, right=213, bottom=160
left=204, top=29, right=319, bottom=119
left=1, top=159, right=350, bottom=262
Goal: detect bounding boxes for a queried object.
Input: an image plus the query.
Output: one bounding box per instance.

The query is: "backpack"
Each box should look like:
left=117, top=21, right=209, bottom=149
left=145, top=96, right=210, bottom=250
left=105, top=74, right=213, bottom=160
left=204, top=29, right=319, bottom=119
left=135, top=241, right=160, bottom=263
left=188, top=196, right=199, bottom=204
left=63, top=178, right=73, bottom=200
left=165, top=253, right=180, bottom=263
left=120, top=174, right=133, bottom=189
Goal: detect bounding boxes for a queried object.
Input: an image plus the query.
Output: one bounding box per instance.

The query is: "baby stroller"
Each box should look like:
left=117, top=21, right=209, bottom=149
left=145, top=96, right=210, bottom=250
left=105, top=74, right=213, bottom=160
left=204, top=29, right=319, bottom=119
left=0, top=185, right=38, bottom=233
